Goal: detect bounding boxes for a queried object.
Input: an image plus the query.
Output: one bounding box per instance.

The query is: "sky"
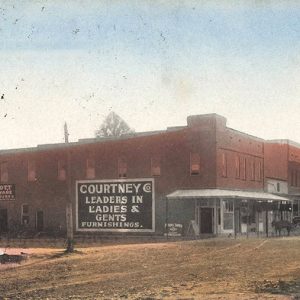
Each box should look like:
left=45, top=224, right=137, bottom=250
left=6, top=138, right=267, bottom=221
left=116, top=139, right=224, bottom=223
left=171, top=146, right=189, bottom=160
left=1, top=1, right=300, bottom=149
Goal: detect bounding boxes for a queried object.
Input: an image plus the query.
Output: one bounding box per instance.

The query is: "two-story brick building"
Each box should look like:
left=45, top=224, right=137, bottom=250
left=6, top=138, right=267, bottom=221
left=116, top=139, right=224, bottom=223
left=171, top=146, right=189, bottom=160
left=264, top=140, right=300, bottom=218
left=0, top=114, right=293, bottom=237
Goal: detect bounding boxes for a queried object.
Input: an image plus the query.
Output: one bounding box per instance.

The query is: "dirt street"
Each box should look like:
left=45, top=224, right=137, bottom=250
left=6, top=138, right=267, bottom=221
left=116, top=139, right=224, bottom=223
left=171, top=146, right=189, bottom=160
left=0, top=237, right=300, bottom=299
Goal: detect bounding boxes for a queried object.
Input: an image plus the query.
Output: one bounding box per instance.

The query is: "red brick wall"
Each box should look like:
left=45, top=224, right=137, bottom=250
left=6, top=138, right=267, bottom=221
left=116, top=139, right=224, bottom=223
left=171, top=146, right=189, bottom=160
left=216, top=128, right=264, bottom=191
left=288, top=144, right=300, bottom=194
left=0, top=121, right=218, bottom=233
left=2, top=114, right=299, bottom=234
left=264, top=142, right=288, bottom=181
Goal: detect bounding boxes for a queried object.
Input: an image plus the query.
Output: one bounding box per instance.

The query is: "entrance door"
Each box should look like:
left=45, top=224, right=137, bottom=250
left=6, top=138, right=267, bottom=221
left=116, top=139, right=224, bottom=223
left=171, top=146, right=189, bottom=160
left=200, top=208, right=213, bottom=234
left=0, top=209, right=8, bottom=233
left=36, top=211, right=44, bottom=232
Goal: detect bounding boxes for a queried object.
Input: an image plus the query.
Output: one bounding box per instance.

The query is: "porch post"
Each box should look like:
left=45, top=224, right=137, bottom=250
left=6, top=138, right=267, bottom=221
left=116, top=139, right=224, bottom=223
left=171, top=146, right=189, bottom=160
left=220, top=198, right=223, bottom=234
left=214, top=198, right=218, bottom=235
left=247, top=199, right=249, bottom=239
left=233, top=200, right=236, bottom=239
left=165, top=197, right=169, bottom=240
left=194, top=199, right=197, bottom=224
left=257, top=209, right=260, bottom=238
left=266, top=205, right=269, bottom=238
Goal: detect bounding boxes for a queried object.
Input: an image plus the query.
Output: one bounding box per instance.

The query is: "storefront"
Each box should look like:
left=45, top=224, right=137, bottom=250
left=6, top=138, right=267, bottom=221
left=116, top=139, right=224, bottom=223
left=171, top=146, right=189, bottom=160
left=166, top=189, right=292, bottom=237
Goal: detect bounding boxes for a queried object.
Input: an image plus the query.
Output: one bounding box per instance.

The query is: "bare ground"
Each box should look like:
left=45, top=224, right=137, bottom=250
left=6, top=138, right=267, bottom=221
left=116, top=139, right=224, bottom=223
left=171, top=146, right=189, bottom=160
left=0, top=237, right=300, bottom=299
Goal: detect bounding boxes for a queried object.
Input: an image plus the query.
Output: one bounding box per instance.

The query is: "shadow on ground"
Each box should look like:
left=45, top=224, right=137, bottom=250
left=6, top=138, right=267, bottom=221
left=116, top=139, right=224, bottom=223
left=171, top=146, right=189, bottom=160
left=254, top=279, right=300, bottom=299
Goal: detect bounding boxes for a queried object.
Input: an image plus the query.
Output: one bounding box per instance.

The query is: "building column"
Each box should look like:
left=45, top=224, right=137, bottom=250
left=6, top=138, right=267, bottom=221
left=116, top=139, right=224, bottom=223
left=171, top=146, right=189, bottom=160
left=266, top=205, right=269, bottom=238
left=214, top=198, right=218, bottom=235
left=247, top=199, right=250, bottom=239
left=233, top=200, right=236, bottom=238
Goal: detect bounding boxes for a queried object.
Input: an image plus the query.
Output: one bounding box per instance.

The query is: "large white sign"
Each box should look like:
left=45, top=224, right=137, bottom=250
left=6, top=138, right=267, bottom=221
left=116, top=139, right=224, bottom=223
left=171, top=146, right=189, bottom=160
left=76, top=178, right=155, bottom=232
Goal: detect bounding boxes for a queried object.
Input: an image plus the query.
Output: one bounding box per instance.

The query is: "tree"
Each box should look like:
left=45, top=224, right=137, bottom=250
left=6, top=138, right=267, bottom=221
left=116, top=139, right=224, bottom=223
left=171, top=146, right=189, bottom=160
left=95, top=111, right=134, bottom=138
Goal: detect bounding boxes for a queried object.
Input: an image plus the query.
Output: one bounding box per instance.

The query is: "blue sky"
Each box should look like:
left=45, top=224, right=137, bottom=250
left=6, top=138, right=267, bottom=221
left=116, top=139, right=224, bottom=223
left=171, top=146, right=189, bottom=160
left=1, top=1, right=300, bottom=148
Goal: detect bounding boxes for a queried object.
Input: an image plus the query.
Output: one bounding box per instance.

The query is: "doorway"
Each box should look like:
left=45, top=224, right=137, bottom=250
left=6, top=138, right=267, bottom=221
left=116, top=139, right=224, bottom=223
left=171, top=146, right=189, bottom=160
left=0, top=209, right=8, bottom=233
left=36, top=211, right=44, bottom=232
left=200, top=207, right=213, bottom=234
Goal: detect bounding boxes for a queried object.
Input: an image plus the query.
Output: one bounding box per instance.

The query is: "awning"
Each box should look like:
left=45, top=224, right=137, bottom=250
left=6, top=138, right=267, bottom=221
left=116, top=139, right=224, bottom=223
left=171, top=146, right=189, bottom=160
left=166, top=189, right=291, bottom=202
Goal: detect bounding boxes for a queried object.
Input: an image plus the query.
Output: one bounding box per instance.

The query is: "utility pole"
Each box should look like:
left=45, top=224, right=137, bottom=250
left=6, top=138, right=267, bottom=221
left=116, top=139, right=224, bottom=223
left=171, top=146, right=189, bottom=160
left=65, top=122, right=74, bottom=252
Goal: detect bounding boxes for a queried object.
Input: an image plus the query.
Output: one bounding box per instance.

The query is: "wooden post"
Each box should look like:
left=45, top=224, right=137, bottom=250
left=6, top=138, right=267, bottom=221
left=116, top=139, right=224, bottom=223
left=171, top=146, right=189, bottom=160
left=257, top=210, right=260, bottom=238
left=291, top=199, right=294, bottom=222
left=233, top=200, right=237, bottom=239
left=66, top=202, right=74, bottom=252
left=266, top=206, right=269, bottom=238
left=239, top=206, right=241, bottom=236
left=246, top=200, right=249, bottom=239
left=165, top=197, right=169, bottom=240
left=66, top=143, right=74, bottom=253
left=214, top=198, right=218, bottom=236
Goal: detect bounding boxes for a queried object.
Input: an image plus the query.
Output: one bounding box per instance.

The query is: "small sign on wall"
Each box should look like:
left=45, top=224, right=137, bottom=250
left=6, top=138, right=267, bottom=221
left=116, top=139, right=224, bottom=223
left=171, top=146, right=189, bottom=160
left=164, top=223, right=183, bottom=236
left=0, top=184, right=16, bottom=201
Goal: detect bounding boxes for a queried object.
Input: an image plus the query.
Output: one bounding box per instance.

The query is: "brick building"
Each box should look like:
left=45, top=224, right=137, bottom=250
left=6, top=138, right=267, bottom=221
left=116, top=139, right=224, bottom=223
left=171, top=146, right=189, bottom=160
left=0, top=114, right=295, bottom=237
left=264, top=140, right=300, bottom=217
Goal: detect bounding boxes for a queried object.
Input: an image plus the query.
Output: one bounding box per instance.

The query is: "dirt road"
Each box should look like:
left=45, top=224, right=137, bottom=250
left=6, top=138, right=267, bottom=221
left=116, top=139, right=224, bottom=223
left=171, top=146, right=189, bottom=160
left=0, top=237, right=300, bottom=299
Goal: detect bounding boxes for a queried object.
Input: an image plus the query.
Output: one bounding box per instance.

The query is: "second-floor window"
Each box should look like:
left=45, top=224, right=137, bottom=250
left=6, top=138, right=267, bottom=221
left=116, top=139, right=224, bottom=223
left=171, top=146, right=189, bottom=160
left=242, top=157, right=246, bottom=180
left=235, top=156, right=240, bottom=179
left=86, top=158, right=95, bottom=179
left=291, top=170, right=298, bottom=187
left=151, top=157, right=161, bottom=176
left=0, top=162, right=8, bottom=183
left=28, top=160, right=36, bottom=182
left=58, top=160, right=67, bottom=181
left=190, top=153, right=200, bottom=175
left=118, top=157, right=127, bottom=178
left=251, top=161, right=255, bottom=181
left=277, top=182, right=280, bottom=192
left=257, top=161, right=262, bottom=181
left=221, top=153, right=227, bottom=177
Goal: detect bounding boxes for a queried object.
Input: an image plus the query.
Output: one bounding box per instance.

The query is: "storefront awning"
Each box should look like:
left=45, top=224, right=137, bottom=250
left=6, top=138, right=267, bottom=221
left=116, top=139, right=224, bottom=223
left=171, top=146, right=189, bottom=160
left=166, top=189, right=291, bottom=202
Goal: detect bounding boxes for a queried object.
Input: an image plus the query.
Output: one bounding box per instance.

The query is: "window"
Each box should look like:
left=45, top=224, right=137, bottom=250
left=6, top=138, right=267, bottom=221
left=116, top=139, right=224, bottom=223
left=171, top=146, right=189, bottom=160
left=28, top=160, right=36, bottom=182
left=291, top=170, right=298, bottom=187
left=221, top=153, right=227, bottom=177
left=118, top=158, right=127, bottom=178
left=242, top=157, right=246, bottom=180
left=293, top=200, right=299, bottom=216
left=22, top=204, right=29, bottom=214
left=277, top=182, right=280, bottom=192
left=58, top=160, right=66, bottom=181
left=86, top=158, right=95, bottom=179
left=251, top=161, right=255, bottom=181
left=257, top=161, right=262, bottom=181
left=222, top=200, right=234, bottom=230
left=21, top=204, right=29, bottom=225
left=235, top=156, right=240, bottom=179
left=151, top=157, right=161, bottom=176
left=0, top=162, right=8, bottom=183
left=190, top=153, right=200, bottom=175
left=224, top=200, right=234, bottom=212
